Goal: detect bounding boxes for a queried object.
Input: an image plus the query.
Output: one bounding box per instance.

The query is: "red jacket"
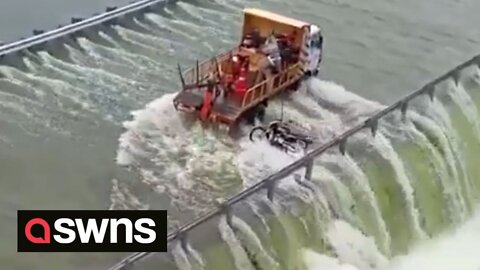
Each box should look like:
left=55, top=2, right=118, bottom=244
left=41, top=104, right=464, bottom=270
left=200, top=89, right=214, bottom=121
left=234, top=67, right=248, bottom=94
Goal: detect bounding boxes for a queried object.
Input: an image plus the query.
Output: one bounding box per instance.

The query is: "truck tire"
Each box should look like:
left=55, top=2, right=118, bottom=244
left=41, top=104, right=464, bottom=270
left=244, top=109, right=256, bottom=125
left=256, top=104, right=266, bottom=122
left=290, top=80, right=300, bottom=91
left=243, top=105, right=264, bottom=125
left=304, top=69, right=319, bottom=77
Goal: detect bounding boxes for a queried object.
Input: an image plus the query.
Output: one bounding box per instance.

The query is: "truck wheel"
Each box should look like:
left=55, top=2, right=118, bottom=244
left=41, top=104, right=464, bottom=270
left=256, top=104, right=266, bottom=122
left=290, top=80, right=300, bottom=91
left=244, top=105, right=262, bottom=125
left=245, top=110, right=256, bottom=125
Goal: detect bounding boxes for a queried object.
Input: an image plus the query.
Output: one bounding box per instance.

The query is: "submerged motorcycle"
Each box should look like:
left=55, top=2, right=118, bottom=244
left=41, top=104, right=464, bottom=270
left=249, top=120, right=315, bottom=153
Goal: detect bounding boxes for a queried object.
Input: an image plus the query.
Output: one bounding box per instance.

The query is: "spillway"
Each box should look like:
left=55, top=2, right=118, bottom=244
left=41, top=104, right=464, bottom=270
left=0, top=0, right=479, bottom=270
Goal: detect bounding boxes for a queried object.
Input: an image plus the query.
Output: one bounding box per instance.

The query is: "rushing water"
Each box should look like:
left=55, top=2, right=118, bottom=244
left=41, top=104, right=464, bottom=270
left=0, top=0, right=479, bottom=269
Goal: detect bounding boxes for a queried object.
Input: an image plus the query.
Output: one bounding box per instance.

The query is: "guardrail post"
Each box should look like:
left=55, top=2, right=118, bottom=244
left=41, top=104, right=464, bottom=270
left=305, top=158, right=314, bottom=181
left=339, top=138, right=347, bottom=155
left=294, top=174, right=315, bottom=193
left=177, top=231, right=188, bottom=252
left=424, top=84, right=435, bottom=101
left=123, top=259, right=132, bottom=270
left=71, top=17, right=84, bottom=24
left=451, top=70, right=460, bottom=86
left=266, top=179, right=276, bottom=202
left=221, top=203, right=233, bottom=228
left=195, top=60, right=199, bottom=85
left=400, top=101, right=408, bottom=121
left=365, top=118, right=378, bottom=137
left=32, top=29, right=44, bottom=36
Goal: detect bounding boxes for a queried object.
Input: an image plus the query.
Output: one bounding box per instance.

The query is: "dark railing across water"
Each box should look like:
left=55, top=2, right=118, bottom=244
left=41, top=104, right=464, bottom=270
left=108, top=55, right=480, bottom=270
left=0, top=0, right=173, bottom=57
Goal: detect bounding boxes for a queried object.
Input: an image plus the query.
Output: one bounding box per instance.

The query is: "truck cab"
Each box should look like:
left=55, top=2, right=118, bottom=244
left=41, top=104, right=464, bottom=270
left=305, top=24, right=323, bottom=76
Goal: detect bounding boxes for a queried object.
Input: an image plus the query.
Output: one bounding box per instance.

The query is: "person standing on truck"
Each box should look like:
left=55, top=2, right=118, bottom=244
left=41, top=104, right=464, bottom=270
left=231, top=55, right=243, bottom=79
left=276, top=33, right=292, bottom=69
left=234, top=62, right=248, bottom=92
left=250, top=28, right=265, bottom=48
left=200, top=79, right=216, bottom=122
left=262, top=34, right=282, bottom=74
left=231, top=58, right=249, bottom=104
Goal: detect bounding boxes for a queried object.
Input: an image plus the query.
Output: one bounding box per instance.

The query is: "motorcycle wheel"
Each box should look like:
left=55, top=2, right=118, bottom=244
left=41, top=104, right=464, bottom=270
left=297, top=139, right=308, bottom=149
left=283, top=142, right=302, bottom=153
left=269, top=121, right=291, bottom=134
left=249, top=126, right=267, bottom=142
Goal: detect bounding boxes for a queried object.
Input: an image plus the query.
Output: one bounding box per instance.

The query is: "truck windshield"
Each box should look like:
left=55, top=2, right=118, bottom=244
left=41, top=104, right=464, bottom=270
left=310, top=34, right=323, bottom=49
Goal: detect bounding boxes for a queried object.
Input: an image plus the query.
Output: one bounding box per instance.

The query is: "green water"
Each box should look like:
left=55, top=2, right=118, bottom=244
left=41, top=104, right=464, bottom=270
left=395, top=143, right=446, bottom=237
left=361, top=158, right=413, bottom=254
left=452, top=84, right=480, bottom=202
left=204, top=240, right=238, bottom=270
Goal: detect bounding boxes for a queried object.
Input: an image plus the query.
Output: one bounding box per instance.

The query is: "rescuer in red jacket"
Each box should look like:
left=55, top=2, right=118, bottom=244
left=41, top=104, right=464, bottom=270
left=200, top=80, right=215, bottom=122
left=233, top=61, right=248, bottom=94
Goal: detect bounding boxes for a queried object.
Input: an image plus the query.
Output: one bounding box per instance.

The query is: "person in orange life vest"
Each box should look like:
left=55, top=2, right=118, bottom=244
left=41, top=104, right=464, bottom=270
left=200, top=79, right=215, bottom=122
left=222, top=54, right=241, bottom=99
left=233, top=59, right=248, bottom=94
left=231, top=55, right=242, bottom=79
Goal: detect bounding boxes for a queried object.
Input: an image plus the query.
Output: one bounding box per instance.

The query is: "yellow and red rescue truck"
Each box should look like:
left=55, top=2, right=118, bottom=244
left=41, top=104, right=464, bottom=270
left=173, top=8, right=323, bottom=129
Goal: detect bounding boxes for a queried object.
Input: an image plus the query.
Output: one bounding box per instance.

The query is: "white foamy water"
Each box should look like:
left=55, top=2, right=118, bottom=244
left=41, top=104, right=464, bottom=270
left=305, top=79, right=385, bottom=119
left=114, top=78, right=375, bottom=217
left=304, top=206, right=480, bottom=270
left=385, top=206, right=480, bottom=270
left=303, top=250, right=359, bottom=270
left=326, top=219, right=389, bottom=270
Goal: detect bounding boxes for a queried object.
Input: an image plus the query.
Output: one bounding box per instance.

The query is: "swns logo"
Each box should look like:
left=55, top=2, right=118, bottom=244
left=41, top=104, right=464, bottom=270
left=18, top=210, right=167, bottom=252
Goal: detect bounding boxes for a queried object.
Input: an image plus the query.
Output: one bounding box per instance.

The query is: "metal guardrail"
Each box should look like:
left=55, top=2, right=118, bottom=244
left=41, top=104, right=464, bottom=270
left=241, top=63, right=302, bottom=108
left=181, top=49, right=238, bottom=85
left=0, top=0, right=172, bottom=57
left=108, top=55, right=480, bottom=270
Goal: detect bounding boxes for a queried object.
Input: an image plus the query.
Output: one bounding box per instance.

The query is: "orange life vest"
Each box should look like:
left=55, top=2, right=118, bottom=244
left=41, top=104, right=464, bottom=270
left=234, top=66, right=248, bottom=94
left=232, top=58, right=241, bottom=78
left=200, top=89, right=214, bottom=122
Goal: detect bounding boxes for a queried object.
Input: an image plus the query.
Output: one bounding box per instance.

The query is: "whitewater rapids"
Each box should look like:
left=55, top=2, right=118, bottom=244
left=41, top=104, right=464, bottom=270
left=305, top=205, right=480, bottom=270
